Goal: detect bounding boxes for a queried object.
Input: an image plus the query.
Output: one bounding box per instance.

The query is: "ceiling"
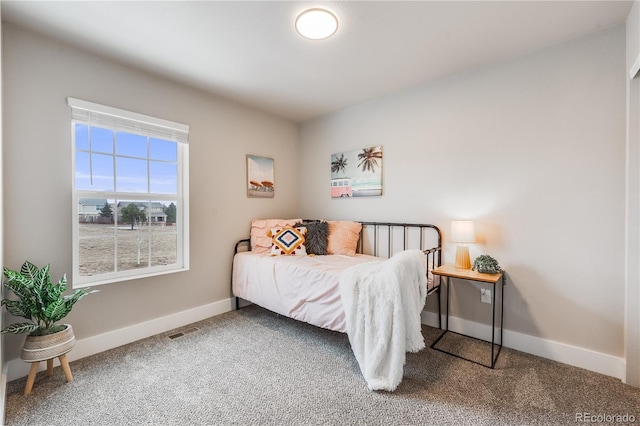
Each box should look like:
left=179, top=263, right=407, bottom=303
left=1, top=1, right=633, bottom=123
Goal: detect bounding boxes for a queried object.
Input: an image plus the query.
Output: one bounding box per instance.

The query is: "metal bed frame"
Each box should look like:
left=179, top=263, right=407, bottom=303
left=232, top=221, right=443, bottom=328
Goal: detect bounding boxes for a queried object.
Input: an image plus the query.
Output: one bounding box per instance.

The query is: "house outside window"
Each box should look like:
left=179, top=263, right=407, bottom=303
left=69, top=98, right=190, bottom=287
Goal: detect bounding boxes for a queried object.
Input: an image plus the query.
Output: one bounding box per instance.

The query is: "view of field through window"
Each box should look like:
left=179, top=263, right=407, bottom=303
left=78, top=221, right=177, bottom=276
left=75, top=122, right=181, bottom=279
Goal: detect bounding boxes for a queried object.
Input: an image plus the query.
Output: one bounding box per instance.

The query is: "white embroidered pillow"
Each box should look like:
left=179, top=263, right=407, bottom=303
left=269, top=226, right=307, bottom=256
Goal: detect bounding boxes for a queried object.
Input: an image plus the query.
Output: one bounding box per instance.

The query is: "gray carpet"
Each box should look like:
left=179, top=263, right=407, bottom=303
left=5, top=305, right=640, bottom=425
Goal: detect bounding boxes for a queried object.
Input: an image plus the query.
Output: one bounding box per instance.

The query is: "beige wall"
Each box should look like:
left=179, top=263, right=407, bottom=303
left=299, top=26, right=626, bottom=357
left=626, top=0, right=640, bottom=386
left=1, top=24, right=300, bottom=362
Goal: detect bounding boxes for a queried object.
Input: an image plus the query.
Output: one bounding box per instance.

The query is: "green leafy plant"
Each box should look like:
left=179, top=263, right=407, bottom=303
left=99, top=201, right=113, bottom=222
left=472, top=255, right=503, bottom=274
left=121, top=203, right=147, bottom=230
left=164, top=202, right=177, bottom=224
left=1, top=261, right=94, bottom=336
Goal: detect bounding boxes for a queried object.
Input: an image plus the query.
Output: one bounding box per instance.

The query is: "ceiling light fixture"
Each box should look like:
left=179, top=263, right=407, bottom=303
left=295, top=8, right=338, bottom=40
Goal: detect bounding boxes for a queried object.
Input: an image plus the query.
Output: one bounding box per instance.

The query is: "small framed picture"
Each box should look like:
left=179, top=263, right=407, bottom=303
left=247, top=155, right=275, bottom=198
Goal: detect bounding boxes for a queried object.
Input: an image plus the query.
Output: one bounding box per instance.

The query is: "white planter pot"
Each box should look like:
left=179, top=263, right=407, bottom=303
left=21, top=324, right=76, bottom=362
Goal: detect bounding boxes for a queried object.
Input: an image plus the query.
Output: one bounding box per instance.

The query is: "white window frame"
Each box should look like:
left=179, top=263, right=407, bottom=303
left=69, top=98, right=190, bottom=288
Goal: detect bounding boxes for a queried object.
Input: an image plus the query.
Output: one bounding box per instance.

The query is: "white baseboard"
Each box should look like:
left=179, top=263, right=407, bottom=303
left=7, top=298, right=235, bottom=382
left=0, top=362, right=7, bottom=425
left=421, top=311, right=626, bottom=381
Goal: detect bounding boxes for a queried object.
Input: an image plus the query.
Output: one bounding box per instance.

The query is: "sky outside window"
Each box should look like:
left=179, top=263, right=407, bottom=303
left=75, top=126, right=178, bottom=195
left=150, top=138, right=177, bottom=162
left=92, top=127, right=114, bottom=154
left=150, top=161, right=178, bottom=194
left=117, top=132, right=146, bottom=157
left=75, top=124, right=89, bottom=150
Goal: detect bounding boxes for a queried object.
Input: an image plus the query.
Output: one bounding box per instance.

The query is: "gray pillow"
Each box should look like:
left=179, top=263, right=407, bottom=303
left=295, top=221, right=328, bottom=255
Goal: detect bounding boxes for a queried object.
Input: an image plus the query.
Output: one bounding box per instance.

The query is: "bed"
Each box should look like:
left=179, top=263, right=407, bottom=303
left=231, top=219, right=443, bottom=390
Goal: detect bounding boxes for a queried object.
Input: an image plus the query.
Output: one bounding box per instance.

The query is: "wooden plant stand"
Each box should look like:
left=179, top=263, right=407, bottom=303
left=24, top=354, right=73, bottom=395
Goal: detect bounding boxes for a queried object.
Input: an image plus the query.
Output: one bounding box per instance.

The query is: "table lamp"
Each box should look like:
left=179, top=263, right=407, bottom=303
left=451, top=220, right=475, bottom=269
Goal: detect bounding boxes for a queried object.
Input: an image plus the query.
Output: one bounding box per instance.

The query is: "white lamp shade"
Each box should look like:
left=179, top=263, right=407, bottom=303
left=451, top=220, right=475, bottom=243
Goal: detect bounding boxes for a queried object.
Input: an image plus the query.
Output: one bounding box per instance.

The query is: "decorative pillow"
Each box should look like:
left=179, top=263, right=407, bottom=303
left=269, top=226, right=307, bottom=256
left=250, top=218, right=302, bottom=254
left=294, top=221, right=328, bottom=255
left=327, top=221, right=362, bottom=256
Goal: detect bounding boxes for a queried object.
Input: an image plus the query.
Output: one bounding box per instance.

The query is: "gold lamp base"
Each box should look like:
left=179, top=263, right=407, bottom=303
left=455, top=245, right=471, bottom=269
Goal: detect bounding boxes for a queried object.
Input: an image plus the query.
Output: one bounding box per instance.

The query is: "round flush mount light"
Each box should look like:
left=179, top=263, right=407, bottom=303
left=295, top=8, right=339, bottom=40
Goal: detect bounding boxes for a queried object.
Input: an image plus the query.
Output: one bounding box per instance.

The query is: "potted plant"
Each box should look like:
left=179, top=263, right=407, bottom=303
left=1, top=261, right=94, bottom=362
left=472, top=254, right=503, bottom=274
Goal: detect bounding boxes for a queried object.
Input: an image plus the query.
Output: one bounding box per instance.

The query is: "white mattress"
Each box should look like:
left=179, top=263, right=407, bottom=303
left=232, top=252, right=382, bottom=332
left=232, top=252, right=437, bottom=333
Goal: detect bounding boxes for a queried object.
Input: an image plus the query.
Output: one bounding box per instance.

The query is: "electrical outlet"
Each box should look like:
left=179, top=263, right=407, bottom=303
left=481, top=288, right=492, bottom=304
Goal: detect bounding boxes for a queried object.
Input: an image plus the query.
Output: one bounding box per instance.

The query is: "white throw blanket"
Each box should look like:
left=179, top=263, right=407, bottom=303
left=339, top=249, right=427, bottom=391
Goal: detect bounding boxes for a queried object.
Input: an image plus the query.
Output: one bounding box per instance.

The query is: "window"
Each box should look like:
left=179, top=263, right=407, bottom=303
left=69, top=98, right=189, bottom=287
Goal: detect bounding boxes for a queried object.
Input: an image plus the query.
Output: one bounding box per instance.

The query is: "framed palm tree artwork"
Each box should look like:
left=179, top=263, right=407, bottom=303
left=247, top=155, right=275, bottom=198
left=330, top=146, right=382, bottom=198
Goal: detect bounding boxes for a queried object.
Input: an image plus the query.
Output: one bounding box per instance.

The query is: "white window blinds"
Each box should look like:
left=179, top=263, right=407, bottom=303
left=67, top=97, right=189, bottom=144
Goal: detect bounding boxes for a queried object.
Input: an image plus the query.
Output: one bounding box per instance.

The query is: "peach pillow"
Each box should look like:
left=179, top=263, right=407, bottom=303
left=327, top=221, right=362, bottom=256
left=251, top=218, right=302, bottom=253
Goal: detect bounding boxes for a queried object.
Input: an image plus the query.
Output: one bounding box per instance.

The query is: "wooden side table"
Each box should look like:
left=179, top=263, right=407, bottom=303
left=430, top=264, right=505, bottom=368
